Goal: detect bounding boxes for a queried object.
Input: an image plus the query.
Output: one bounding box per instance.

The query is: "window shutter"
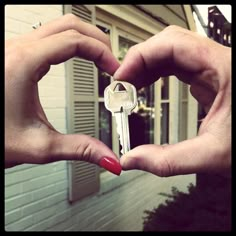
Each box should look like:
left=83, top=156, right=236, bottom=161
left=64, top=5, right=100, bottom=202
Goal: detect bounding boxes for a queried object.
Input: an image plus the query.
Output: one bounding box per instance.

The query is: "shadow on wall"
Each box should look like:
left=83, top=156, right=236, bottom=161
left=142, top=174, right=231, bottom=232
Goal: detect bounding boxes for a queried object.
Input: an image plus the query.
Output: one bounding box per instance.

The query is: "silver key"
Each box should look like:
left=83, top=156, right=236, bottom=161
left=104, top=81, right=137, bottom=155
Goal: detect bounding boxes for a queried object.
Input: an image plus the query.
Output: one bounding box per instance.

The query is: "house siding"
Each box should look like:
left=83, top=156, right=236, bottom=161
left=5, top=4, right=68, bottom=231
left=136, top=5, right=188, bottom=28
left=5, top=4, right=196, bottom=231
left=6, top=172, right=195, bottom=231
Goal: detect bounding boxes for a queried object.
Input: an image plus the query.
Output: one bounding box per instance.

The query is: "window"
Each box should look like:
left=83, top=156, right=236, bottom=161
left=65, top=4, right=197, bottom=201
left=117, top=34, right=155, bottom=153
left=96, top=23, right=113, bottom=151
left=118, top=36, right=154, bottom=151
left=96, top=12, right=158, bottom=193
left=96, top=12, right=155, bottom=156
left=160, top=77, right=170, bottom=144
left=155, top=75, right=190, bottom=145
left=179, top=82, right=188, bottom=141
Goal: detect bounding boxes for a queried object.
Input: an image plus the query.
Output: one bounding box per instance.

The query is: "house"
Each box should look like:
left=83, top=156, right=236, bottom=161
left=5, top=4, right=197, bottom=231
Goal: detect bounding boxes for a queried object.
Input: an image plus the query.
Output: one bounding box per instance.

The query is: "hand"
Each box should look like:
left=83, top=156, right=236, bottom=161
left=5, top=14, right=122, bottom=175
left=114, top=26, right=231, bottom=177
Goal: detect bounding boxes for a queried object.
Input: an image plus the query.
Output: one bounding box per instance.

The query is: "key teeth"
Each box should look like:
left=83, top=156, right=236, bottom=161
left=116, top=122, right=124, bottom=155
left=117, top=131, right=124, bottom=155
left=118, top=135, right=124, bottom=155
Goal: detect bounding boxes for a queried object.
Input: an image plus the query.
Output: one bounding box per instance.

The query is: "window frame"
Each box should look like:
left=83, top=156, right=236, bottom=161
left=96, top=11, right=153, bottom=157
left=65, top=5, right=198, bottom=198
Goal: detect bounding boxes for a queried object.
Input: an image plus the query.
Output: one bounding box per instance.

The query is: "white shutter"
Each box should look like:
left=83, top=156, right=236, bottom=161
left=64, top=5, right=100, bottom=202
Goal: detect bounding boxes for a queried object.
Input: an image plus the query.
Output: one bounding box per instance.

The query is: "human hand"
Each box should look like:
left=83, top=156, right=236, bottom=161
left=114, top=26, right=231, bottom=177
left=5, top=14, right=122, bottom=175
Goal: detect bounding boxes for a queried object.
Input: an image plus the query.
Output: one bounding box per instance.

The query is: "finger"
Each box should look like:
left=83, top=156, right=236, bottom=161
left=114, top=25, right=216, bottom=89
left=19, top=14, right=112, bottom=49
left=22, top=30, right=120, bottom=80
left=49, top=133, right=121, bottom=176
left=120, top=134, right=229, bottom=177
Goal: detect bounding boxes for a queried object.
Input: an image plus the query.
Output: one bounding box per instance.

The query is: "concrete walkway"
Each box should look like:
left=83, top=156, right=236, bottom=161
left=48, top=172, right=196, bottom=231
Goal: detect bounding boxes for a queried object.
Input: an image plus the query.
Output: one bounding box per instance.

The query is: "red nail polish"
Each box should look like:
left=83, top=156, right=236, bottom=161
left=100, top=157, right=122, bottom=176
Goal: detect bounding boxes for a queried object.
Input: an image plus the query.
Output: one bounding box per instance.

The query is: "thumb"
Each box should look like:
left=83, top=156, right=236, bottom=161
left=49, top=133, right=122, bottom=176
left=120, top=134, right=227, bottom=177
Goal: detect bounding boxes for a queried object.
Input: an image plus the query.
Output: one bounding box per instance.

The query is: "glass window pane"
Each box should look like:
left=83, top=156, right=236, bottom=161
left=178, top=82, right=188, bottom=141
left=118, top=36, right=155, bottom=150
left=118, top=36, right=136, bottom=62
left=181, top=82, right=188, bottom=99
left=161, top=77, right=169, bottom=100
left=161, top=103, right=169, bottom=144
left=146, top=84, right=155, bottom=108
left=129, top=110, right=146, bottom=148
left=128, top=84, right=155, bottom=149
left=179, top=101, right=187, bottom=141
left=197, top=103, right=206, bottom=131
left=97, top=24, right=111, bottom=97
left=99, top=102, right=112, bottom=149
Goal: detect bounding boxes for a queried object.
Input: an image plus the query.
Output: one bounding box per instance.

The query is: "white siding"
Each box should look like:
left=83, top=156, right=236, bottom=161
left=5, top=4, right=69, bottom=231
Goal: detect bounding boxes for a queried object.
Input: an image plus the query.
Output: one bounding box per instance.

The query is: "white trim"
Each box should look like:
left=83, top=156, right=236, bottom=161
left=117, top=28, right=144, bottom=44
left=169, top=76, right=179, bottom=144
left=154, top=80, right=161, bottom=145
left=183, top=5, right=197, bottom=31
left=187, top=90, right=198, bottom=139
left=96, top=19, right=113, bottom=45
left=96, top=5, right=163, bottom=35
left=98, top=98, right=105, bottom=102
left=111, top=27, right=145, bottom=156
left=96, top=19, right=112, bottom=30
left=160, top=100, right=170, bottom=103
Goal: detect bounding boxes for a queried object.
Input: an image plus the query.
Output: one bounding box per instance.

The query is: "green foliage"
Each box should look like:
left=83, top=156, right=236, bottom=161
left=143, top=180, right=231, bottom=232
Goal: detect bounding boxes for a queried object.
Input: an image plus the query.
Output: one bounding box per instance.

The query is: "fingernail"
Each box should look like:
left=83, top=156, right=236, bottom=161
left=99, top=157, right=122, bottom=176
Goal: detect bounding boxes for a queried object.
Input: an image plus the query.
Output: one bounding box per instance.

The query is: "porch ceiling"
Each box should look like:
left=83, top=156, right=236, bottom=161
left=135, top=5, right=189, bottom=28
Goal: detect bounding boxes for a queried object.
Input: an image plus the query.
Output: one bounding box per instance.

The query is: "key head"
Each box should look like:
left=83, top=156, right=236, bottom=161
left=104, top=81, right=137, bottom=114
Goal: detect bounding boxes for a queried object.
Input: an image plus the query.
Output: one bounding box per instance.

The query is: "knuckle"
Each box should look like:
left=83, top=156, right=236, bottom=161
left=163, top=25, right=181, bottom=33
left=73, top=135, right=97, bottom=164
left=155, top=145, right=174, bottom=177
left=95, top=47, right=107, bottom=64
left=125, top=44, right=142, bottom=59
left=161, top=25, right=186, bottom=38
left=131, top=44, right=144, bottom=56
left=64, top=13, right=82, bottom=29
left=128, top=44, right=138, bottom=53
left=64, top=29, right=81, bottom=37
left=64, top=13, right=80, bottom=23
left=157, top=158, right=173, bottom=177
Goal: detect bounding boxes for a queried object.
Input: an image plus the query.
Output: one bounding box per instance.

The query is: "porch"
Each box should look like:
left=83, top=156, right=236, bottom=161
left=46, top=172, right=195, bottom=231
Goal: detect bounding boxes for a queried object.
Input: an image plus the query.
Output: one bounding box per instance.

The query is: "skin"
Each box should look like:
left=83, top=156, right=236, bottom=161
left=5, top=14, right=231, bottom=178
left=5, top=14, right=120, bottom=168
left=114, top=25, right=231, bottom=177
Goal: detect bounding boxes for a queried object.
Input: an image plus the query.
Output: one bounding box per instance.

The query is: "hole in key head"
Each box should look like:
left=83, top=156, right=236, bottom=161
left=114, top=83, right=127, bottom=92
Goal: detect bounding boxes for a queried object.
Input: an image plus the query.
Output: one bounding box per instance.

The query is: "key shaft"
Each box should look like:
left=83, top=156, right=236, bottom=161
left=114, top=107, right=130, bottom=154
